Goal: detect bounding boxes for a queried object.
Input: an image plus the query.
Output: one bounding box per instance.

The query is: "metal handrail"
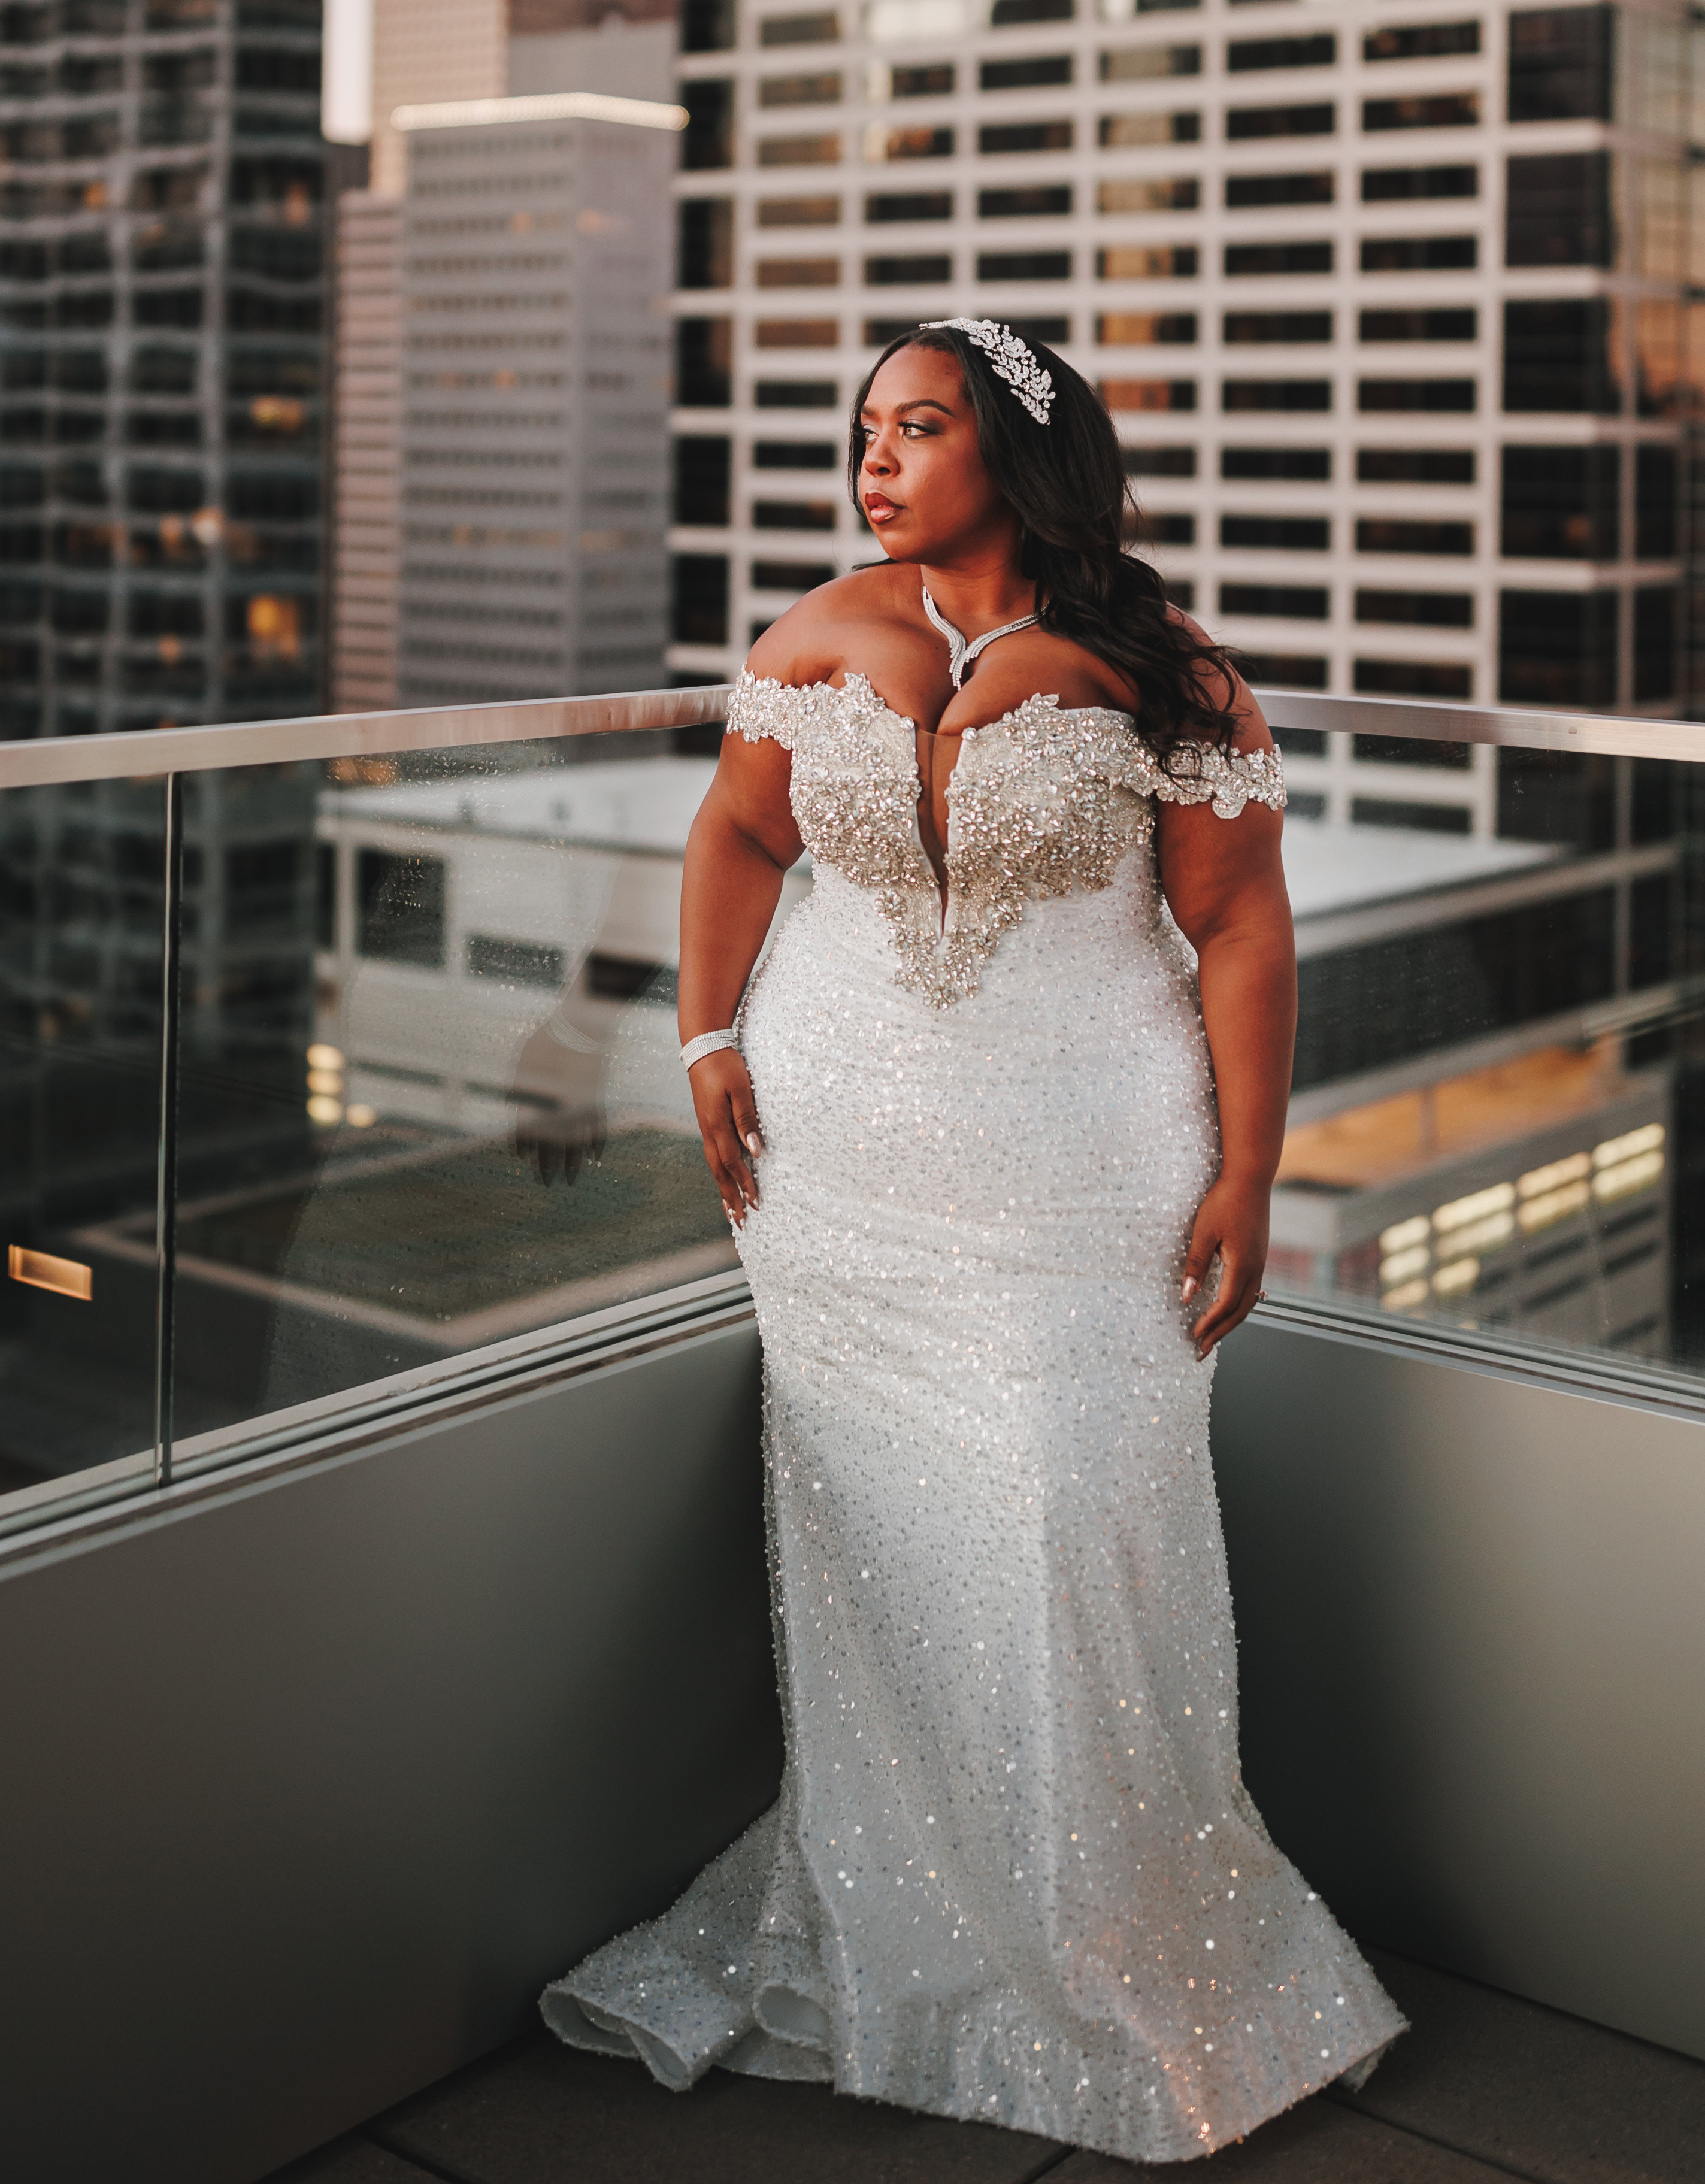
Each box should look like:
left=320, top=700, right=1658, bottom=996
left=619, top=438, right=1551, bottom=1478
left=0, top=683, right=1701, bottom=790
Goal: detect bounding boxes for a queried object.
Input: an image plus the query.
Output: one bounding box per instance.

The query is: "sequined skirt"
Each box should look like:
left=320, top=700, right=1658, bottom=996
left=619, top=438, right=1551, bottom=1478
left=542, top=853, right=1405, bottom=2161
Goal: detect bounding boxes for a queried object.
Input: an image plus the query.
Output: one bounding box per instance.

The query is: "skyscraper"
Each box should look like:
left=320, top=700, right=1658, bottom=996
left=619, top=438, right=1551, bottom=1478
left=390, top=97, right=677, bottom=705
left=667, top=0, right=1700, bottom=832
left=0, top=0, right=328, bottom=740
left=329, top=187, right=402, bottom=711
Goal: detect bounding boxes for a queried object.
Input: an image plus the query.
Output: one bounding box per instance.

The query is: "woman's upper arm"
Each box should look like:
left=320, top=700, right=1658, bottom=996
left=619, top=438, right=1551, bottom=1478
left=698, top=726, right=804, bottom=870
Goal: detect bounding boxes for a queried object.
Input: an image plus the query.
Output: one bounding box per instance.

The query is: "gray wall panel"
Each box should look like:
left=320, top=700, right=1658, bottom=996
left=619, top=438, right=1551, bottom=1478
left=0, top=1321, right=780, bottom=2184
left=1213, top=1317, right=1705, bottom=2062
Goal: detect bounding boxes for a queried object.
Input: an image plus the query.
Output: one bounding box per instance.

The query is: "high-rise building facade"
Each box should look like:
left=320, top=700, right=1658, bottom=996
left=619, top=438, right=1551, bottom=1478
left=369, top=0, right=507, bottom=199
left=668, top=0, right=1701, bottom=832
left=0, top=0, right=328, bottom=740
left=391, top=101, right=677, bottom=706
left=329, top=188, right=402, bottom=710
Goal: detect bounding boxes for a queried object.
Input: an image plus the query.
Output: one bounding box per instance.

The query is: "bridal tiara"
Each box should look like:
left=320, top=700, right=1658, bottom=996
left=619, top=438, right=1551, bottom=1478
left=918, top=317, right=1055, bottom=427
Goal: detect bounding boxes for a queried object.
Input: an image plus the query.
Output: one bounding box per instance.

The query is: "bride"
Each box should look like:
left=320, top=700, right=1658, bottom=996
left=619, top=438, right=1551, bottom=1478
left=541, top=320, right=1403, bottom=2162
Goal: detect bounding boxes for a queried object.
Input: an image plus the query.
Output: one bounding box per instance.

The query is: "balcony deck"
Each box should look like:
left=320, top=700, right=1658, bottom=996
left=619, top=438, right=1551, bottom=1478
left=271, top=1948, right=1705, bottom=2184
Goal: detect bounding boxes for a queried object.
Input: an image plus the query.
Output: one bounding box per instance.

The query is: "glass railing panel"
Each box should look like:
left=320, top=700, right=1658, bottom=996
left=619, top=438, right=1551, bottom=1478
left=0, top=774, right=167, bottom=1507
left=166, top=725, right=780, bottom=1445
left=1270, top=724, right=1701, bottom=1379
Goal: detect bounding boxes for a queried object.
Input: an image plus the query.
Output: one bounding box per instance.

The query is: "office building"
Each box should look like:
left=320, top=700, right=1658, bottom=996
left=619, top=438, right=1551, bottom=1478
left=667, top=0, right=1700, bottom=831
left=370, top=0, right=507, bottom=198
left=389, top=100, right=676, bottom=707
left=330, top=189, right=404, bottom=710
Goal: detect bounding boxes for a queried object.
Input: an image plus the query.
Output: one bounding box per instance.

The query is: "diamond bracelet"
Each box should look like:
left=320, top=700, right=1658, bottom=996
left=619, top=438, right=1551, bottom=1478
left=680, top=1028, right=739, bottom=1071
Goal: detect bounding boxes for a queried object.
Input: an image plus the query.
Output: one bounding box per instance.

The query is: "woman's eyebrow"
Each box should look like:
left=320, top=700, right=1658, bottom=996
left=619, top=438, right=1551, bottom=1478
left=859, top=398, right=955, bottom=421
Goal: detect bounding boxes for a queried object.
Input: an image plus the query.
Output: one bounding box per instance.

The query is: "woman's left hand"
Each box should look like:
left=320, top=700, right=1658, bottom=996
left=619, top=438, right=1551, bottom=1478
left=1181, top=1173, right=1271, bottom=1360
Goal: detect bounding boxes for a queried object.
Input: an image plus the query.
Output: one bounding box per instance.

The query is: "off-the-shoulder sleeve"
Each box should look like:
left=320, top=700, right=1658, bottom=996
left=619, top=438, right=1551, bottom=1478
left=1149, top=740, right=1286, bottom=819
left=725, top=670, right=797, bottom=750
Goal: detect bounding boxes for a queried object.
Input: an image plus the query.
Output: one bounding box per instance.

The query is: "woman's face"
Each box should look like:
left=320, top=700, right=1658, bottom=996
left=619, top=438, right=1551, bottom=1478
left=856, top=344, right=1017, bottom=564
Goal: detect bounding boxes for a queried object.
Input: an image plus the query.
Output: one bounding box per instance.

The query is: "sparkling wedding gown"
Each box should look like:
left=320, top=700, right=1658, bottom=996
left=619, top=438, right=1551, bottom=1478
left=541, top=671, right=1404, bottom=2162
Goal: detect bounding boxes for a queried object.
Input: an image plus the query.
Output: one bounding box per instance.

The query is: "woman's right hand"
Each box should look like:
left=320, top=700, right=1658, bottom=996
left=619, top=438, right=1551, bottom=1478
left=689, top=1048, right=764, bottom=1224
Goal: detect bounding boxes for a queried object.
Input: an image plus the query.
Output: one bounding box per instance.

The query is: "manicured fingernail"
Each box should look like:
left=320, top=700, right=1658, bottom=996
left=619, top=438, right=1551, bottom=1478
left=1180, top=1277, right=1198, bottom=1304
left=746, top=1132, right=762, bottom=1155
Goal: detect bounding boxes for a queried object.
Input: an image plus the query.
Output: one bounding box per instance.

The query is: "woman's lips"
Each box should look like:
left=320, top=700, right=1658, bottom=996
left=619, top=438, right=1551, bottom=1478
left=864, top=494, right=900, bottom=524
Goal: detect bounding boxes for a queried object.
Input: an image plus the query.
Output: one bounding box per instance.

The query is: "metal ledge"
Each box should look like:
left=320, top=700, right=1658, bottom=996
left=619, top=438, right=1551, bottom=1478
left=0, top=683, right=1700, bottom=791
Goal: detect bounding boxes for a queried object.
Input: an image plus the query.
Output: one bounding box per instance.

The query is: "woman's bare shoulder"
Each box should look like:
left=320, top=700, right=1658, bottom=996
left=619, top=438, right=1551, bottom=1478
left=1166, top=605, right=1274, bottom=756
left=744, top=564, right=904, bottom=686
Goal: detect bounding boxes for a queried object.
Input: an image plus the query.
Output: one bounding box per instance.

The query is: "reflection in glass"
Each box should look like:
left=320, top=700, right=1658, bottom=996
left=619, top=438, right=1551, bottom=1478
left=1268, top=735, right=1705, bottom=1373
left=157, top=734, right=800, bottom=1442
left=0, top=777, right=165, bottom=1498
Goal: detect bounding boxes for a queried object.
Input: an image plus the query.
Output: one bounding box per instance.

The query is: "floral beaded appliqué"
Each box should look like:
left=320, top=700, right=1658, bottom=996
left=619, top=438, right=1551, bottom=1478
left=726, top=673, right=1285, bottom=1008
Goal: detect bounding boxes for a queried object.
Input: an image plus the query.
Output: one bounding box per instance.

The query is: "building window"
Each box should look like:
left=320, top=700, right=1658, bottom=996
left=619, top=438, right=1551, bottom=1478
left=1219, top=582, right=1330, bottom=619
left=892, top=63, right=954, bottom=96
left=1101, top=378, right=1197, bottom=412
left=1362, top=163, right=1477, bottom=201
left=1222, top=446, right=1330, bottom=480
left=758, top=255, right=840, bottom=287
left=1355, top=590, right=1475, bottom=626
left=1499, top=587, right=1618, bottom=706
left=1359, top=307, right=1477, bottom=343
left=759, top=71, right=843, bottom=106
left=868, top=190, right=954, bottom=222
left=1356, top=517, right=1474, bottom=555
left=753, top=499, right=837, bottom=530
left=1360, top=235, right=1476, bottom=272
left=1224, top=310, right=1332, bottom=344
left=1634, top=587, right=1677, bottom=701
left=983, top=54, right=1074, bottom=89
left=1507, top=6, right=1613, bottom=123
left=1223, top=378, right=1332, bottom=411
left=1364, top=20, right=1480, bottom=62
left=1501, top=446, right=1618, bottom=560
left=1232, top=653, right=1329, bottom=689
left=1358, top=447, right=1475, bottom=483
left=1009, top=316, right=1071, bottom=343
left=985, top=120, right=1077, bottom=154
left=1225, top=240, right=1332, bottom=275
left=1099, top=176, right=1200, bottom=213
left=1137, top=512, right=1196, bottom=545
left=752, top=557, right=835, bottom=590
left=676, top=317, right=732, bottom=408
left=1227, top=34, right=1337, bottom=72
left=682, top=81, right=735, bottom=172
left=1351, top=798, right=1471, bottom=833
left=683, top=0, right=735, bottom=49
left=1125, top=445, right=1198, bottom=476
left=866, top=252, right=952, bottom=284
left=672, top=553, right=728, bottom=646
left=673, top=437, right=731, bottom=528
left=678, top=200, right=734, bottom=290
left=1222, top=514, right=1330, bottom=551
left=760, top=10, right=840, bottom=44
left=1505, top=152, right=1612, bottom=269
left=758, top=195, right=841, bottom=227
left=465, top=935, right=565, bottom=989
left=990, top=0, right=1075, bottom=22
left=1225, top=103, right=1335, bottom=140
left=1099, top=244, right=1197, bottom=278
left=1225, top=170, right=1334, bottom=207
left=1098, top=311, right=1198, bottom=344
left=756, top=317, right=840, bottom=347
left=755, top=379, right=839, bottom=407
left=759, top=132, right=843, bottom=166
left=1353, top=659, right=1473, bottom=699
left=356, top=850, right=445, bottom=969
left=1359, top=379, right=1477, bottom=413
left=981, top=250, right=1073, bottom=281
left=871, top=126, right=954, bottom=160
left=755, top=440, right=838, bottom=469
left=1100, top=43, right=1201, bottom=82
left=1362, top=93, right=1480, bottom=131
left=1503, top=298, right=1618, bottom=414
left=981, top=186, right=1073, bottom=218
left=1636, top=445, right=1677, bottom=561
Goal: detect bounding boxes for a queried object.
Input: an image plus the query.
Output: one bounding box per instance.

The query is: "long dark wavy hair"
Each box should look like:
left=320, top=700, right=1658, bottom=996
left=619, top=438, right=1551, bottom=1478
left=847, top=324, right=1241, bottom=766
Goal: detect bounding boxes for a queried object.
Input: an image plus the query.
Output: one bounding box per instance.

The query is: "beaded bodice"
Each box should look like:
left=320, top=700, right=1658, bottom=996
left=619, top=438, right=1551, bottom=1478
left=727, top=670, right=1286, bottom=1008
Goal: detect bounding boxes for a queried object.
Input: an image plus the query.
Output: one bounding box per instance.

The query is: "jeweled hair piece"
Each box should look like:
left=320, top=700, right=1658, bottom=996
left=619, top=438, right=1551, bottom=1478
left=918, top=317, right=1054, bottom=427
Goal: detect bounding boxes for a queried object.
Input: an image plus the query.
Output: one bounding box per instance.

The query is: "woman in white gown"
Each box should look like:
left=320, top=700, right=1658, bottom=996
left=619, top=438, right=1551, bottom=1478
left=541, top=322, right=1404, bottom=2162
